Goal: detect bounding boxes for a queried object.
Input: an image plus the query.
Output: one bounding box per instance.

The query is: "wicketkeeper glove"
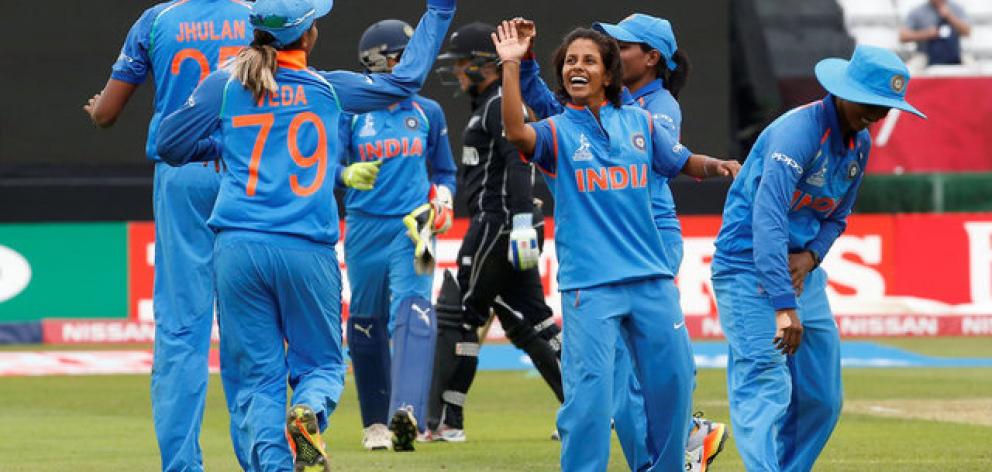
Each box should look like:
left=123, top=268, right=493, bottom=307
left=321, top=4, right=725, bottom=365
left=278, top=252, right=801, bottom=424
left=341, top=160, right=383, bottom=190
left=403, top=203, right=437, bottom=275
left=430, top=184, right=454, bottom=234
left=508, top=212, right=539, bottom=271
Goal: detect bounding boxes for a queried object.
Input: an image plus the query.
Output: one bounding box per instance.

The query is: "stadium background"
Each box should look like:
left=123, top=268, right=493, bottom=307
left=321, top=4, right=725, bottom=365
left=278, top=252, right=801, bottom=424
left=0, top=0, right=990, bottom=469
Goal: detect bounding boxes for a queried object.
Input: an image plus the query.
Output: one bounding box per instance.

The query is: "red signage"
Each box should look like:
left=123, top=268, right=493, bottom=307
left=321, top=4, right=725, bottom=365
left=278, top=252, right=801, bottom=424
left=123, top=214, right=992, bottom=338
left=867, top=77, right=992, bottom=173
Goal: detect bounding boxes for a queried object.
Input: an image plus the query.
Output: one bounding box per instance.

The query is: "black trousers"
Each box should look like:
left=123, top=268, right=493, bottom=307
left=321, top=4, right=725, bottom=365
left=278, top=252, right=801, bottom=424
left=456, top=212, right=553, bottom=331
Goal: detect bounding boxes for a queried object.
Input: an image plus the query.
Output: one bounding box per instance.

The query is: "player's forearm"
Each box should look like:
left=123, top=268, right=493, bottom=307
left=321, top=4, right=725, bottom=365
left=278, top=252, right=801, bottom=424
left=501, top=61, right=537, bottom=154
left=945, top=14, right=971, bottom=36
left=520, top=57, right=562, bottom=119
left=89, top=79, right=138, bottom=128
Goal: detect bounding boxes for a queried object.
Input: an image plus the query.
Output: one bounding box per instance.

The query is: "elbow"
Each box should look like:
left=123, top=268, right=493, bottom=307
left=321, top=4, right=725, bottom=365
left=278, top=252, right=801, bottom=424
left=155, top=141, right=184, bottom=167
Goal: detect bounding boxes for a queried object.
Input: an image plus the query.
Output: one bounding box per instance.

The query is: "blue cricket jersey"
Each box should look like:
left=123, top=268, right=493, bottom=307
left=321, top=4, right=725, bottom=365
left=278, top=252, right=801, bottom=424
left=519, top=60, right=684, bottom=238
left=342, top=96, right=457, bottom=216
left=524, top=103, right=692, bottom=290
left=111, top=0, right=252, bottom=161
left=712, top=95, right=870, bottom=310
left=155, top=5, right=455, bottom=245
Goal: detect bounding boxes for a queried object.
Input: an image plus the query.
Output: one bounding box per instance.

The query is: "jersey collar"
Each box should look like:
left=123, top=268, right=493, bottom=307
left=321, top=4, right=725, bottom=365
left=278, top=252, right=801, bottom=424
left=276, top=50, right=308, bottom=71
left=822, top=93, right=859, bottom=154
left=627, top=78, right=664, bottom=102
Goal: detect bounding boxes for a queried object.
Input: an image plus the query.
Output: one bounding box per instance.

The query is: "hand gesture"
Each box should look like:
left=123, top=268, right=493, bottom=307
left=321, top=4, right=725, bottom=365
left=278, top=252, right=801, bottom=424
left=84, top=93, right=101, bottom=123
left=492, top=20, right=532, bottom=63
left=774, top=309, right=803, bottom=355
left=511, top=18, right=536, bottom=42
left=716, top=160, right=742, bottom=178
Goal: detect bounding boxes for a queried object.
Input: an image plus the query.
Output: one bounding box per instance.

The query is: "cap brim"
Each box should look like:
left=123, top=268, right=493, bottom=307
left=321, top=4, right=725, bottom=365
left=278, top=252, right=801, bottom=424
left=313, top=0, right=333, bottom=18
left=815, top=58, right=926, bottom=119
left=592, top=22, right=640, bottom=44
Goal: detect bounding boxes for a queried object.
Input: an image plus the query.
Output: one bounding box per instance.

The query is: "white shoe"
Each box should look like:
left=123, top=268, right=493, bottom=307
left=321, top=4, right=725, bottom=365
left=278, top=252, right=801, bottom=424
left=362, top=423, right=391, bottom=451
left=433, top=426, right=466, bottom=442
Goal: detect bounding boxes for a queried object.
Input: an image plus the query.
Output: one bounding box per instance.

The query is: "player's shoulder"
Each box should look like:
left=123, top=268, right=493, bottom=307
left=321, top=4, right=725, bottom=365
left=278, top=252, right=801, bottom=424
left=412, top=95, right=443, bottom=115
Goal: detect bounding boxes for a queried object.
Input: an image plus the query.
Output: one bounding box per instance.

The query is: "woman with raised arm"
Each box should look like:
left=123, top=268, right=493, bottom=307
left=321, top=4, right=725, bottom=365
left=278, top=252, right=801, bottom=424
left=155, top=0, right=455, bottom=469
left=493, top=20, right=739, bottom=472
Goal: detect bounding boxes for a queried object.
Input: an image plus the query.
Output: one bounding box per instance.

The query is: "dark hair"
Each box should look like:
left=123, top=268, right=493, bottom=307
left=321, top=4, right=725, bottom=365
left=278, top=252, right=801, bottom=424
left=232, top=30, right=306, bottom=101
left=552, top=28, right=624, bottom=108
left=640, top=44, right=692, bottom=100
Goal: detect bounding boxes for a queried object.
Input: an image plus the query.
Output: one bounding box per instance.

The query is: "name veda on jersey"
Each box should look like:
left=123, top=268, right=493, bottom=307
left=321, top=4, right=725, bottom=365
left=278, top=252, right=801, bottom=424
left=176, top=20, right=247, bottom=43
left=358, top=137, right=424, bottom=161
left=575, top=164, right=649, bottom=192
left=255, top=85, right=309, bottom=108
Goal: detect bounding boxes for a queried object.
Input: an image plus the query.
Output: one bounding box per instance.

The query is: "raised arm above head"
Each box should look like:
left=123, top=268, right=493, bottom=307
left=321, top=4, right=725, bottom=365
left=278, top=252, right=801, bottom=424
left=493, top=20, right=537, bottom=155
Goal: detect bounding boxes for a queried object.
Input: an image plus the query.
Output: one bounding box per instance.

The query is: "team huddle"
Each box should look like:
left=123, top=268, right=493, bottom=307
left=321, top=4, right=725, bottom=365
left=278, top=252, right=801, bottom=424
left=83, top=0, right=926, bottom=471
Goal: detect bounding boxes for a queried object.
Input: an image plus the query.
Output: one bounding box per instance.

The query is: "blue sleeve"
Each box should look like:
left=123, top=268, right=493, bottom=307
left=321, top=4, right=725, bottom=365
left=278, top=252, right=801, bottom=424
left=524, top=119, right=558, bottom=176
left=520, top=58, right=563, bottom=119
left=751, top=122, right=818, bottom=311
left=110, top=6, right=159, bottom=85
left=334, top=114, right=354, bottom=190
left=156, top=71, right=228, bottom=166
left=320, top=5, right=454, bottom=114
left=649, top=118, right=691, bottom=179
left=422, top=101, right=457, bottom=193
left=806, top=174, right=861, bottom=262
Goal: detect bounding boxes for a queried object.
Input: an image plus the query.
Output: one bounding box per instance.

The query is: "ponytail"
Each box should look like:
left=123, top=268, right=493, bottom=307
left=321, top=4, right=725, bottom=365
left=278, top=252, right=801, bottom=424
left=233, top=30, right=279, bottom=102
left=663, top=49, right=691, bottom=100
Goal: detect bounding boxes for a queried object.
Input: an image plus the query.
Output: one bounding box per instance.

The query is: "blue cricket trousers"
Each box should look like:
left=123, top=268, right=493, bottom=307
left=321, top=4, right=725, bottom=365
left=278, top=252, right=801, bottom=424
left=559, top=276, right=694, bottom=472
left=151, top=162, right=220, bottom=472
left=712, top=267, right=842, bottom=472
left=214, top=230, right=347, bottom=471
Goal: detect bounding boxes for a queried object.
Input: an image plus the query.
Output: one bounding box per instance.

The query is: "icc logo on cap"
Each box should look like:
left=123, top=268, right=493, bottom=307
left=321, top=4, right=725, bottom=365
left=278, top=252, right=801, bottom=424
left=890, top=75, right=905, bottom=94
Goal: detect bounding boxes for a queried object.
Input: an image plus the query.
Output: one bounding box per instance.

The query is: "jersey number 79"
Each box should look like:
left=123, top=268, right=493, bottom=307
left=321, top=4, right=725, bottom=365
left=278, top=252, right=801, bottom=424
left=231, top=111, right=328, bottom=198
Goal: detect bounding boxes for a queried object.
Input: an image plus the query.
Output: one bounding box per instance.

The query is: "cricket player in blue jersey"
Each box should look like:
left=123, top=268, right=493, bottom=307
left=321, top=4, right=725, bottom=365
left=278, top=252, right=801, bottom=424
left=512, top=15, right=727, bottom=471
left=343, top=18, right=458, bottom=453
left=711, top=45, right=925, bottom=472
left=155, top=0, right=455, bottom=469
left=83, top=1, right=251, bottom=470
left=494, top=22, right=740, bottom=472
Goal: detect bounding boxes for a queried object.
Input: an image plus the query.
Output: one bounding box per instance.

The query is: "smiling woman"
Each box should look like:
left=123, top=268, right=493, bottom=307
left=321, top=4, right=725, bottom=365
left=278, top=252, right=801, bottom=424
left=549, top=29, right=624, bottom=108
left=492, top=19, right=740, bottom=471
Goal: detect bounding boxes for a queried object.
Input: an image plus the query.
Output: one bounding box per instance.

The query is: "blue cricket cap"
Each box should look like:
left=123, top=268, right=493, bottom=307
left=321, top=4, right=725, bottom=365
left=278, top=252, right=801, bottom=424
left=815, top=45, right=925, bottom=118
left=250, top=0, right=334, bottom=48
left=593, top=13, right=678, bottom=70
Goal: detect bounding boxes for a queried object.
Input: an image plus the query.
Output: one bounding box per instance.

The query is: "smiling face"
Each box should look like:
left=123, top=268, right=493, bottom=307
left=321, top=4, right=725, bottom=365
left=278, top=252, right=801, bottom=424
left=838, top=98, right=891, bottom=133
left=561, top=38, right=610, bottom=106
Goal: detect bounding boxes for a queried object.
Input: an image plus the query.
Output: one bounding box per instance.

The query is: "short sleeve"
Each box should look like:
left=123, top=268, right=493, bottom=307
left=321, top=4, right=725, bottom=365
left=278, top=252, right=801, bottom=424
left=649, top=118, right=691, bottom=179
left=524, top=119, right=558, bottom=177
left=110, top=7, right=158, bottom=84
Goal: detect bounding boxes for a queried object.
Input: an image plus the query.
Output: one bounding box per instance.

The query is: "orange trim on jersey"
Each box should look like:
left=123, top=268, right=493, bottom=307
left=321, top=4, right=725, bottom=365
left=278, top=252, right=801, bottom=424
left=819, top=128, right=831, bottom=145
left=276, top=50, right=308, bottom=71
left=848, top=137, right=855, bottom=150
left=565, top=100, right=609, bottom=111
left=644, top=110, right=654, bottom=135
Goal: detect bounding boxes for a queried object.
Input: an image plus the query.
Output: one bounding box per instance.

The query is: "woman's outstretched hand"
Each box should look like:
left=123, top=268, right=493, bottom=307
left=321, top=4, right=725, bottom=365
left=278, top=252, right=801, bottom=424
left=492, top=20, right=532, bottom=63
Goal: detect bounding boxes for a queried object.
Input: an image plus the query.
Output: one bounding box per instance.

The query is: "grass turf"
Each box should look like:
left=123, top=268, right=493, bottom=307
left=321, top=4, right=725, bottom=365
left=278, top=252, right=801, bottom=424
left=0, top=339, right=990, bottom=470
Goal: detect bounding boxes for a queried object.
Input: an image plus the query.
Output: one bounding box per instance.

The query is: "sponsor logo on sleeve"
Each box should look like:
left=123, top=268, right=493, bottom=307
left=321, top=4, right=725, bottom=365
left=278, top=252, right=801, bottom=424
left=772, top=152, right=803, bottom=174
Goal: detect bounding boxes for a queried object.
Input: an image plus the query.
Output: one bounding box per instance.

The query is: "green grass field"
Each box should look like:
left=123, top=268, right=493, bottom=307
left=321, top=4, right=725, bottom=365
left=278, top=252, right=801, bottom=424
left=0, top=338, right=990, bottom=471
